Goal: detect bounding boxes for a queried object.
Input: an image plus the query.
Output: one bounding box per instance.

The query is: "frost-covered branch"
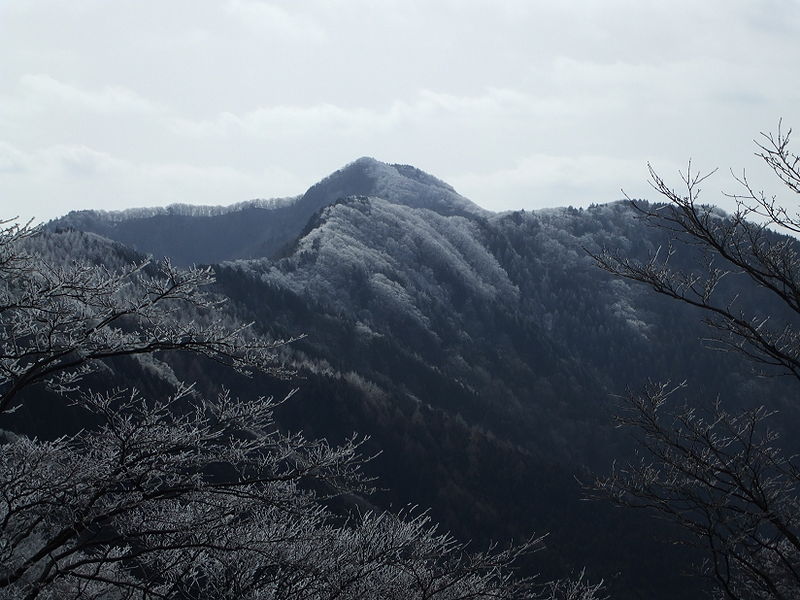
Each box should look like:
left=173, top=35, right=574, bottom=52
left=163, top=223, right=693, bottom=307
left=594, top=384, right=800, bottom=600
left=0, top=220, right=294, bottom=414
left=591, top=125, right=800, bottom=380
left=0, top=386, right=578, bottom=599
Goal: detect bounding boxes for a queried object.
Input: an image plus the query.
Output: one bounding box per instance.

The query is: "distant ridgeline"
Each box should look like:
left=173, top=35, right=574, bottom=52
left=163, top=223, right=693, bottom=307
left=41, top=157, right=800, bottom=600
left=58, top=197, right=297, bottom=222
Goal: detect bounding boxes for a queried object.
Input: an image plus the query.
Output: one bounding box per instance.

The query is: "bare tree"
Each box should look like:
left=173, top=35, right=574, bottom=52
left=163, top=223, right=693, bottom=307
left=592, top=124, right=800, bottom=599
left=0, top=219, right=602, bottom=600
left=593, top=123, right=800, bottom=380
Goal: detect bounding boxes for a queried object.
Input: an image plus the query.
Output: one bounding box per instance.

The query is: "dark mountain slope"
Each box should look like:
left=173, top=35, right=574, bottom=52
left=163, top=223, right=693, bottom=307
left=50, top=202, right=300, bottom=266
left=235, top=197, right=610, bottom=458
left=210, top=255, right=697, bottom=600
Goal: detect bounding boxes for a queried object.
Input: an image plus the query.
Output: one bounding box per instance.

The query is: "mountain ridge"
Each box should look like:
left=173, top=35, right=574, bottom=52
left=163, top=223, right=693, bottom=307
left=48, top=157, right=485, bottom=265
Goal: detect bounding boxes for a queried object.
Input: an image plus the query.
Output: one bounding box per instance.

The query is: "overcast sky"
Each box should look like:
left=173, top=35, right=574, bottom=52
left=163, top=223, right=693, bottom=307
left=1, top=0, right=798, bottom=222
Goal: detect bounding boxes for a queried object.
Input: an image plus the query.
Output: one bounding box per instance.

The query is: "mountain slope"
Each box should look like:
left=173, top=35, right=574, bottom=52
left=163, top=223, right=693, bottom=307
left=40, top=159, right=800, bottom=600
left=234, top=196, right=609, bottom=461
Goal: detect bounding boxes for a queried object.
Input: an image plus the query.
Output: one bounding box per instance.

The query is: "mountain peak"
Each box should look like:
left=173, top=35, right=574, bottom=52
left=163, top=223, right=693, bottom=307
left=348, top=155, right=382, bottom=167
left=300, top=158, right=484, bottom=218
left=340, top=156, right=457, bottom=194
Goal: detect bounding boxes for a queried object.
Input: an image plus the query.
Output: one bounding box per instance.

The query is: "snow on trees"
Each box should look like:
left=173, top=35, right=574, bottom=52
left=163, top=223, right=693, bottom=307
left=0, top=218, right=601, bottom=599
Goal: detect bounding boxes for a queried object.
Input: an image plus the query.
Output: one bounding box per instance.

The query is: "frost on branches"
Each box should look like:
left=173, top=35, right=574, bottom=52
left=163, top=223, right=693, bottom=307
left=0, top=219, right=602, bottom=600
left=593, top=124, right=800, bottom=600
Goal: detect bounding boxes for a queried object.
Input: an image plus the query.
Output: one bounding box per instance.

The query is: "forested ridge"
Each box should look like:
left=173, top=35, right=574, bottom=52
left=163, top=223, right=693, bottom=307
left=24, top=156, right=800, bottom=598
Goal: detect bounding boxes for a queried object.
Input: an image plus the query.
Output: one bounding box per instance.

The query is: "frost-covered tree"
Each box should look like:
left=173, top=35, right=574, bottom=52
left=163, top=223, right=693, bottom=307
left=593, top=124, right=800, bottom=599
left=0, top=218, right=602, bottom=600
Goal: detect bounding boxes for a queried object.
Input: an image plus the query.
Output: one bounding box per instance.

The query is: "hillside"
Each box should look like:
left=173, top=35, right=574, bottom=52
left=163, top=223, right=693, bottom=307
left=35, top=159, right=800, bottom=599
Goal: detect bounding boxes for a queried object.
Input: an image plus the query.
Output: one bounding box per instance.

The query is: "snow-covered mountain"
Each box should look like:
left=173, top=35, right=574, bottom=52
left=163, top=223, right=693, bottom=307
left=39, top=159, right=800, bottom=600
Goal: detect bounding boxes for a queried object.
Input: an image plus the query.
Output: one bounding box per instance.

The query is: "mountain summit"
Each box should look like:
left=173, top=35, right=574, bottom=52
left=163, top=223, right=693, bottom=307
left=49, top=158, right=482, bottom=265
left=298, top=157, right=484, bottom=218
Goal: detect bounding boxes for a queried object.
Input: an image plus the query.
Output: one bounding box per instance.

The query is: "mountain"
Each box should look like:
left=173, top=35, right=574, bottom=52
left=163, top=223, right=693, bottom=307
left=49, top=157, right=484, bottom=265
left=35, top=160, right=800, bottom=599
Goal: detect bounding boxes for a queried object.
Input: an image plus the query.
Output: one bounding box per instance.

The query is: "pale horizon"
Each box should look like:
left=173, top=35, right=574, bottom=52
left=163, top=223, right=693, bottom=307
left=2, top=1, right=798, bottom=223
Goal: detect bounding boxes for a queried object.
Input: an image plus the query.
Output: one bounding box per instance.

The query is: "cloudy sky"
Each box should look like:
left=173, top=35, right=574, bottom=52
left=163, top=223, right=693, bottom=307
left=1, top=0, right=798, bottom=222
